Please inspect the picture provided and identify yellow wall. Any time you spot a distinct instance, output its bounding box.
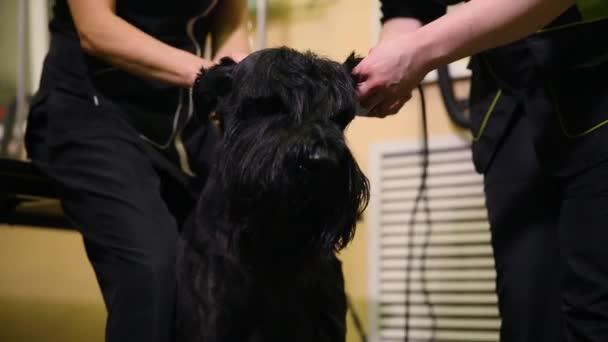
[0,0,469,341]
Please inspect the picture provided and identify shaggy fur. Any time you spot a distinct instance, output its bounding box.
[177,47,369,342]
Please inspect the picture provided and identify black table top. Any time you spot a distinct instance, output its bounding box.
[0,158,72,229]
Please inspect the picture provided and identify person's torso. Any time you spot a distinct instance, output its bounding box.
[43,0,219,116]
[50,0,218,51]
[468,6,608,176]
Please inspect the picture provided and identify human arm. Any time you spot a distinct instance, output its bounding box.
[353,0,445,116]
[354,0,575,117]
[68,0,215,88]
[365,1,446,110]
[380,18,424,41]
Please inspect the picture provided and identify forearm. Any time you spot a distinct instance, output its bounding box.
[415,0,575,71]
[83,15,208,87]
[380,18,423,41]
[69,0,210,88]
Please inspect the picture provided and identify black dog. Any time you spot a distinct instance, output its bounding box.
[177,47,369,342]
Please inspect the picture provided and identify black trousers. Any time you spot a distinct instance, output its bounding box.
[484,111,561,342]
[25,88,198,342]
[484,110,608,341]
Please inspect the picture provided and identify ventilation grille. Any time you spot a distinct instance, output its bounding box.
[368,137,499,342]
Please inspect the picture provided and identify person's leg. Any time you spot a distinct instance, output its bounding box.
[55,134,180,342]
[483,113,562,342]
[559,160,608,341]
[26,90,185,342]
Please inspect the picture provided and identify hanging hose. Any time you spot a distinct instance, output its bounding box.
[437,65,470,129]
[402,85,434,342]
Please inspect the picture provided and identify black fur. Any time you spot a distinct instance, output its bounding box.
[177,47,369,342]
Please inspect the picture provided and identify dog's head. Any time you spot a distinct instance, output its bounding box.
[193,47,369,254]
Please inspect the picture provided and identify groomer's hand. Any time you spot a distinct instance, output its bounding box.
[353,32,431,118]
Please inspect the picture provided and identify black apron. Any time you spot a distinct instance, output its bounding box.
[468,14,608,177]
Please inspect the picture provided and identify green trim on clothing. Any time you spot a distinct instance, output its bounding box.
[577,0,608,21]
[473,89,503,142]
[551,88,608,138]
[556,106,608,138]
[538,16,608,34]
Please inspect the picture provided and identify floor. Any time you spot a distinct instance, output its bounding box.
[0,225,106,342]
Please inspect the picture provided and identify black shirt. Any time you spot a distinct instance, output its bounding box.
[379,0,581,28]
[50,0,217,52]
[43,0,218,117]
[380,0,446,24]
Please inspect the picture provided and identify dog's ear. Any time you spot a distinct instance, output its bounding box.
[328,52,363,130]
[343,52,364,86]
[193,57,237,117]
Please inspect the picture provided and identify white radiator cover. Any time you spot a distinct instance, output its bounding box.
[368,136,499,342]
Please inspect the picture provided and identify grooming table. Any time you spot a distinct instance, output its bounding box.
[0,158,72,229]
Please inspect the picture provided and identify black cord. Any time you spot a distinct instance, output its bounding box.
[418,85,437,340]
[403,85,433,341]
[347,294,368,342]
[437,66,470,129]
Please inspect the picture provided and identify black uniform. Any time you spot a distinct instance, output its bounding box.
[381,1,608,341]
[25,1,219,341]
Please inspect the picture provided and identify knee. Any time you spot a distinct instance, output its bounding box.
[112,243,177,294]
[141,246,177,285]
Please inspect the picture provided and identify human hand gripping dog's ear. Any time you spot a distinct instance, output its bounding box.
[354,0,576,118]
[192,57,238,124]
[352,32,431,118]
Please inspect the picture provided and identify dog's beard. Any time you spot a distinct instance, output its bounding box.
[214,115,369,255]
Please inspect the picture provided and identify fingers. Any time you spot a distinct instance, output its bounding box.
[354,61,384,105]
[362,92,384,110]
[351,50,412,118]
[368,93,412,118]
[358,92,384,116]
[351,55,367,76]
[357,79,381,102]
[357,73,413,118]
